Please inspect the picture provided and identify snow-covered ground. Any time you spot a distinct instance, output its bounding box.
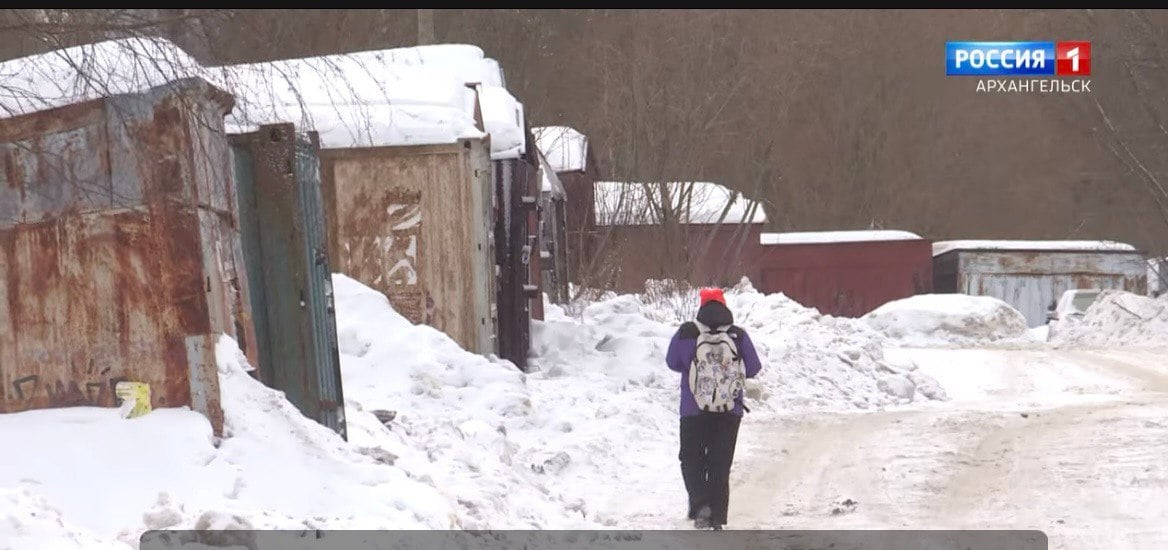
[1,276,1166,549]
[739,346,1168,550]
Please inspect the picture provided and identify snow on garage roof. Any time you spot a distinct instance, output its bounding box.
[932,240,1139,256]
[221,46,528,153]
[759,230,922,245]
[532,126,588,173]
[0,38,528,154]
[594,181,767,226]
[0,37,211,117]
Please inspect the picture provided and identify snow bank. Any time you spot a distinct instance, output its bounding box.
[532,126,588,173]
[524,277,948,525]
[594,181,767,226]
[932,239,1138,256]
[330,274,592,529]
[760,230,921,246]
[862,294,1034,348]
[0,272,949,542]
[1051,290,1168,349]
[724,285,948,408]
[554,278,946,412]
[0,274,602,547]
[0,489,124,550]
[0,333,458,548]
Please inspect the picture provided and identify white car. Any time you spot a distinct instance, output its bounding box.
[1046,288,1102,340]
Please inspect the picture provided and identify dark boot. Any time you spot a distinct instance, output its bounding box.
[693,505,712,529]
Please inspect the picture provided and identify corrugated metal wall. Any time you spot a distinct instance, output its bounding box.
[319,140,497,356]
[0,79,242,434]
[949,250,1148,327]
[230,124,346,439]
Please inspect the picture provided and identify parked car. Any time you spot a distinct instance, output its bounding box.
[1046,288,1102,339]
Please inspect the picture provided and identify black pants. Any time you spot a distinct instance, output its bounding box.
[679,412,742,526]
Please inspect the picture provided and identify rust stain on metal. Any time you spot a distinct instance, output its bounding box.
[0,80,241,435]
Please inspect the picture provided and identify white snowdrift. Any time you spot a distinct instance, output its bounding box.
[520,276,948,525]
[1051,290,1168,349]
[0,334,458,549]
[862,294,1034,348]
[330,274,587,530]
[554,279,948,412]
[724,284,949,407]
[0,273,951,542]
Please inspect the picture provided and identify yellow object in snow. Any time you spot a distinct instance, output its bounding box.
[115,382,152,418]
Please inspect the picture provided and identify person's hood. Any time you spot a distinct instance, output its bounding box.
[696,300,734,328]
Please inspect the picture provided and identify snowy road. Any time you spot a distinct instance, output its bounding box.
[728,348,1168,550]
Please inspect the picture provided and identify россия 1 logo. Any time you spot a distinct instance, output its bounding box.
[947,41,1091,93]
[946,41,1091,76]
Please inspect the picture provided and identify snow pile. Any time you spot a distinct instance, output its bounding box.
[532,126,588,173]
[861,294,1034,348]
[594,181,768,226]
[525,277,947,525]
[556,278,946,412]
[724,285,948,408]
[0,334,460,548]
[1051,290,1168,349]
[526,299,684,526]
[0,489,124,550]
[0,272,951,541]
[330,275,586,529]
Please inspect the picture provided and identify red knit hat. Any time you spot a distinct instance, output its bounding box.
[699,288,726,307]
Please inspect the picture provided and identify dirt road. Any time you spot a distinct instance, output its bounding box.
[730,349,1168,550]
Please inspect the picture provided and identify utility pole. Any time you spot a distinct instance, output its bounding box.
[417,9,435,45]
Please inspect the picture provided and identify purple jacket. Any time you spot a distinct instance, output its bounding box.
[666,302,763,417]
